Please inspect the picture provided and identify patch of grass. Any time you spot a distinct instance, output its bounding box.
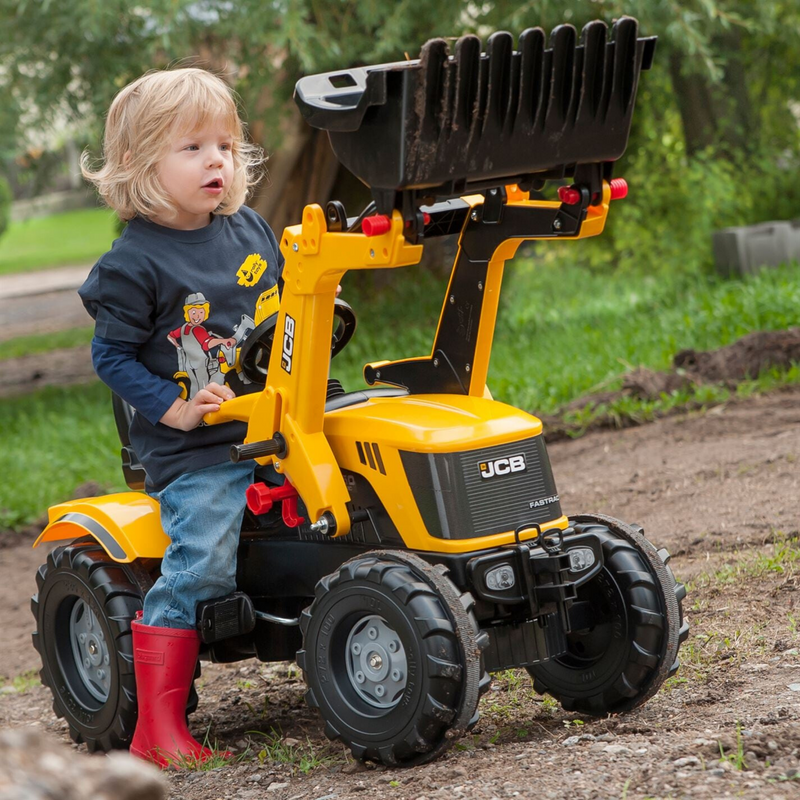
[0,382,125,529]
[166,731,243,771]
[0,326,94,360]
[247,729,344,774]
[718,721,748,771]
[0,208,117,274]
[691,533,800,590]
[481,669,534,719]
[0,669,41,695]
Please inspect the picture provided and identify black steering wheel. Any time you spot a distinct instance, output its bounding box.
[240,298,357,384]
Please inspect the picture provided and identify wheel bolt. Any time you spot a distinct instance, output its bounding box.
[79,634,86,644]
[97,670,106,681]
[88,641,97,655]
[367,627,378,640]
[355,671,365,684]
[391,669,403,682]
[369,654,382,670]
[351,643,362,655]
[84,658,90,668]
[375,685,385,697]
[103,655,109,665]
[388,640,398,653]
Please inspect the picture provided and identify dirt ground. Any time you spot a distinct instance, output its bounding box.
[2,385,800,799]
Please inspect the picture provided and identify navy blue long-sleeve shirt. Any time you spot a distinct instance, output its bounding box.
[79,206,283,491]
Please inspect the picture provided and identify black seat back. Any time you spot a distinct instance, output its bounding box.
[111,393,148,491]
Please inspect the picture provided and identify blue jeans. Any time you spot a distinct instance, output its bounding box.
[143,460,256,629]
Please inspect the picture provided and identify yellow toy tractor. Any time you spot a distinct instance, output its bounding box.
[31,18,687,767]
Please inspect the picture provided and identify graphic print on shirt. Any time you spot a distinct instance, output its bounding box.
[168,292,237,400]
[170,257,282,401]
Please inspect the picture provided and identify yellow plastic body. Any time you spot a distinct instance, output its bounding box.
[34,493,168,562]
[323,394,568,553]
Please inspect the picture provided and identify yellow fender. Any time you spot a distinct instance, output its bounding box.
[33,493,169,563]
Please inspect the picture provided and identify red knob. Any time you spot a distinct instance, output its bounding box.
[609,178,628,200]
[557,186,581,205]
[362,214,392,236]
[246,483,274,515]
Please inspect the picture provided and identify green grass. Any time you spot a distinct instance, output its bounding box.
[1,257,800,529]
[337,257,800,414]
[0,669,41,694]
[1,326,94,360]
[0,208,117,274]
[0,382,126,529]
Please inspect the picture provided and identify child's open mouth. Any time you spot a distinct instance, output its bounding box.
[202,178,224,195]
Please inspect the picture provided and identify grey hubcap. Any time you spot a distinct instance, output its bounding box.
[69,600,111,702]
[345,615,407,709]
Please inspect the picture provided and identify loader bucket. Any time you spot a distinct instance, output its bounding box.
[294,16,656,213]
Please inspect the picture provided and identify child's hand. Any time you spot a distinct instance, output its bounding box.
[160,383,235,430]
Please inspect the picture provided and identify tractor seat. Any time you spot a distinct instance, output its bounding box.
[111,393,148,491]
[111,386,410,491]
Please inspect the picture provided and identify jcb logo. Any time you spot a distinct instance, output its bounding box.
[479,454,526,479]
[281,314,296,374]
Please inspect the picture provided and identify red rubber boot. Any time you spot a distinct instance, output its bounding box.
[129,616,220,768]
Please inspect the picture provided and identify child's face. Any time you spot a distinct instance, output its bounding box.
[152,121,235,230]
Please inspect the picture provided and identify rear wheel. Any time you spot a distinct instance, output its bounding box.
[298,551,489,766]
[32,543,145,751]
[32,542,200,751]
[527,515,688,716]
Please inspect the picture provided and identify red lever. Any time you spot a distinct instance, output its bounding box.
[609,178,628,200]
[362,214,392,236]
[557,186,581,206]
[245,480,305,527]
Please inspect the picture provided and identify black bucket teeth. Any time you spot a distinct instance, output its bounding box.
[294,17,656,208]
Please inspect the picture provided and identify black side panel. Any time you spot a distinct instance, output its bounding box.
[401,435,561,539]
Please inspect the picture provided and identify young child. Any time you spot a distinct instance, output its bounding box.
[79,67,283,767]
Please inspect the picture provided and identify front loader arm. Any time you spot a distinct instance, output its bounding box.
[241,206,423,537]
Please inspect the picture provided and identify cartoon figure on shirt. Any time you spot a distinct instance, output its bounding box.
[168,292,236,400]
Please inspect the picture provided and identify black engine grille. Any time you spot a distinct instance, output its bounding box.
[400,435,561,539]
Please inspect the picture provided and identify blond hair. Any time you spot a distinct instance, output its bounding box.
[82,68,263,221]
[183,301,210,322]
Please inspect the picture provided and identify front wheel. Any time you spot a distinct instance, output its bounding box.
[527,514,688,716]
[297,551,489,766]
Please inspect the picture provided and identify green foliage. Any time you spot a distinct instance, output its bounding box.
[0,383,125,529]
[2,1,798,282]
[0,208,117,274]
[0,176,11,240]
[1,327,94,359]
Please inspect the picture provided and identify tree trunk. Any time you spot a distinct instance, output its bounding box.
[668,51,719,155]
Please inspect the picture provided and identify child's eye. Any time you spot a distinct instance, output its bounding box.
[220,143,231,151]
[184,145,199,151]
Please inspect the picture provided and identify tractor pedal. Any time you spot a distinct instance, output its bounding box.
[197,592,256,644]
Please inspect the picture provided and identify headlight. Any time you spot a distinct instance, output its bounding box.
[485,563,516,591]
[567,547,595,572]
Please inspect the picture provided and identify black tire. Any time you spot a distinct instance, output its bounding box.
[297,551,489,766]
[31,542,201,750]
[527,514,688,716]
